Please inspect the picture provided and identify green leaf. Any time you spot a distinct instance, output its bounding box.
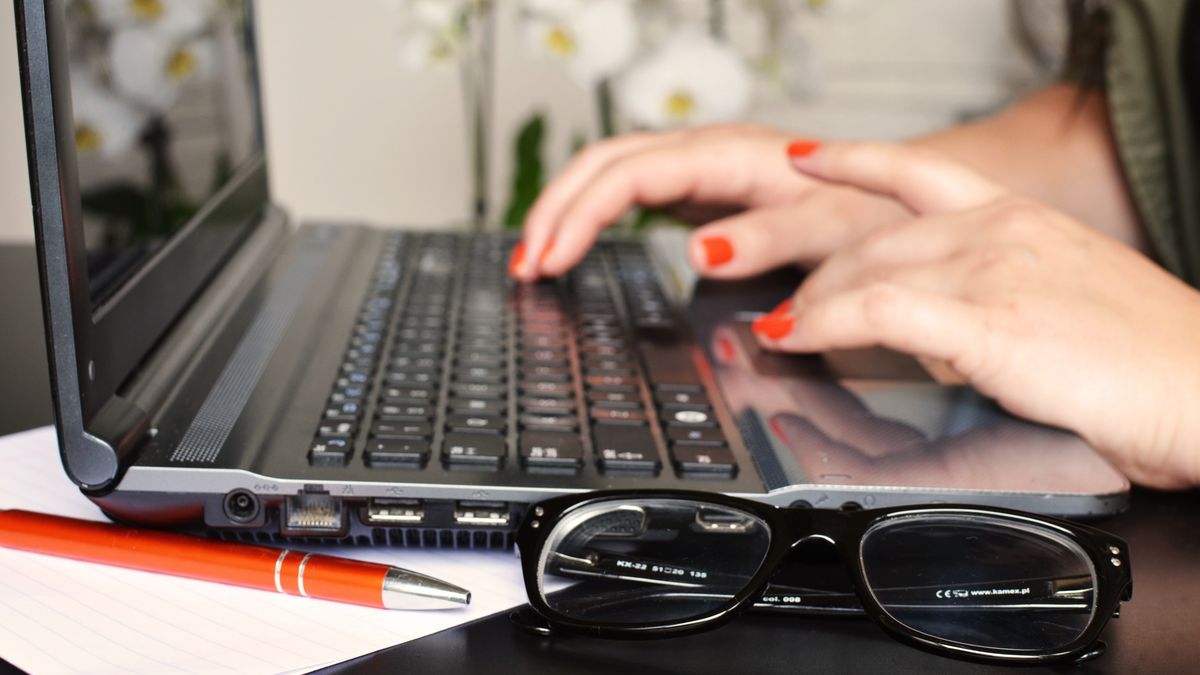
[502,113,546,230]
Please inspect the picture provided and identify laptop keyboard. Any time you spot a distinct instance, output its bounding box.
[309,233,737,480]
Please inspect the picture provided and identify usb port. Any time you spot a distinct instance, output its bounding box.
[454,501,510,527]
[285,493,343,532]
[366,499,425,525]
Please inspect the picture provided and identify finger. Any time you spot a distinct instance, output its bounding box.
[538,135,801,277]
[686,187,911,277]
[754,283,988,374]
[789,140,1006,215]
[796,213,966,303]
[515,132,675,280]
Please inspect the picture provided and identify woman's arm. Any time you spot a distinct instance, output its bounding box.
[914,84,1148,251]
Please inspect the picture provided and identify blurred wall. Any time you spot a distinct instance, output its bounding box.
[0,0,1050,242]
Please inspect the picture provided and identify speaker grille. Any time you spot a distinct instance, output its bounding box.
[171,246,326,464]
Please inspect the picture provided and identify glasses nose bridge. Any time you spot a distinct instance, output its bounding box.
[779,509,847,551]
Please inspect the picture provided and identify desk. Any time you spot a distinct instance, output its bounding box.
[2,244,1198,674]
[328,487,1200,674]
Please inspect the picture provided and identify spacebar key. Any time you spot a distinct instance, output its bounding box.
[594,424,661,473]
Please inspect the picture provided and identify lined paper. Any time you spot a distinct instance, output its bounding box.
[0,426,531,675]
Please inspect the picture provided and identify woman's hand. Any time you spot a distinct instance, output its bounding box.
[753,141,1200,488]
[510,124,909,281]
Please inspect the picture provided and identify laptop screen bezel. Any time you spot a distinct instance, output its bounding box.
[20,0,270,425]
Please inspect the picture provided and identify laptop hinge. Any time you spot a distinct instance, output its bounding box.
[72,395,150,494]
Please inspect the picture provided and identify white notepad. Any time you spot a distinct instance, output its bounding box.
[0,426,532,675]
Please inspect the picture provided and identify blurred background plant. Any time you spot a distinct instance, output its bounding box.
[384,0,873,231]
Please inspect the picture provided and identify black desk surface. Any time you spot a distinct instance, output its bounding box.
[2,244,1198,674]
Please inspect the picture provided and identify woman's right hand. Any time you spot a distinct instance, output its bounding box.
[509,123,911,282]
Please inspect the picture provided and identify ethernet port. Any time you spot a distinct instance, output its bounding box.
[284,493,344,534]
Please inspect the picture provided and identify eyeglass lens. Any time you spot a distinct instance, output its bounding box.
[536,498,772,624]
[860,514,1098,652]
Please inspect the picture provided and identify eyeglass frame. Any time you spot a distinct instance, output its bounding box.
[513,489,1133,667]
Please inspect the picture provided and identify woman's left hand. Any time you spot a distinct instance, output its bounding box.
[754,141,1200,488]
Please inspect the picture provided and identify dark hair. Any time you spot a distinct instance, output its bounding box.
[1063,0,1110,89]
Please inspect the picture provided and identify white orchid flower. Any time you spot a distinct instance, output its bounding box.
[406,0,468,29]
[397,28,465,71]
[388,0,471,71]
[522,0,638,85]
[110,27,214,112]
[90,0,216,39]
[69,67,146,159]
[617,28,752,129]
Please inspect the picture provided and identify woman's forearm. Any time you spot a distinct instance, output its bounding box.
[913,84,1148,250]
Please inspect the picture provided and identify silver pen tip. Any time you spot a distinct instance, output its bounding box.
[382,567,471,610]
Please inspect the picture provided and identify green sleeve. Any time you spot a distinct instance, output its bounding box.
[1105,0,1200,284]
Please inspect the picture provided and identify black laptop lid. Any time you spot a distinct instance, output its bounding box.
[16,0,267,487]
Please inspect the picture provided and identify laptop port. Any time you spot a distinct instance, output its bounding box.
[285,493,343,533]
[222,489,261,524]
[453,501,510,527]
[365,499,425,525]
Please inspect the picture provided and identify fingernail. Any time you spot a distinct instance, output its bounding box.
[700,236,734,267]
[537,238,555,265]
[787,139,821,158]
[752,300,795,340]
[508,242,526,277]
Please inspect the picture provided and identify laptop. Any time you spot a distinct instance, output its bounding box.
[14,0,1129,548]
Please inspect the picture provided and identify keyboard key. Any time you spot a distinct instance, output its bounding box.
[453,366,507,384]
[579,343,627,357]
[518,396,576,414]
[364,439,430,467]
[451,382,507,399]
[520,413,579,432]
[671,445,737,477]
[377,403,433,420]
[664,408,714,427]
[382,387,436,403]
[656,389,710,407]
[519,432,583,470]
[519,365,571,382]
[594,425,661,473]
[666,426,726,446]
[329,401,363,417]
[456,352,506,368]
[586,390,640,406]
[449,397,507,415]
[385,370,438,386]
[443,433,507,469]
[584,374,637,389]
[446,414,506,434]
[310,438,351,466]
[316,421,356,438]
[519,381,573,398]
[390,354,439,369]
[372,421,433,439]
[590,407,646,425]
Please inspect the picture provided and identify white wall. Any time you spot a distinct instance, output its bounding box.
[0,0,1050,242]
[0,0,33,242]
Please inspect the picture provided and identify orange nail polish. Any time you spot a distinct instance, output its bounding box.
[752,300,795,340]
[508,242,526,277]
[753,314,795,340]
[787,139,821,158]
[700,237,734,267]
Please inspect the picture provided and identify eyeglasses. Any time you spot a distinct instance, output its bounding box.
[513,491,1131,666]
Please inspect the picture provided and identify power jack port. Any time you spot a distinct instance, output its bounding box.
[223,490,261,524]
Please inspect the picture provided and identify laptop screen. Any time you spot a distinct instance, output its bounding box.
[63,1,259,307]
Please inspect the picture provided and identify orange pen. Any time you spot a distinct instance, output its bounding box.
[0,510,470,610]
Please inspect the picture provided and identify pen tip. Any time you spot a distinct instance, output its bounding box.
[382,568,472,610]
